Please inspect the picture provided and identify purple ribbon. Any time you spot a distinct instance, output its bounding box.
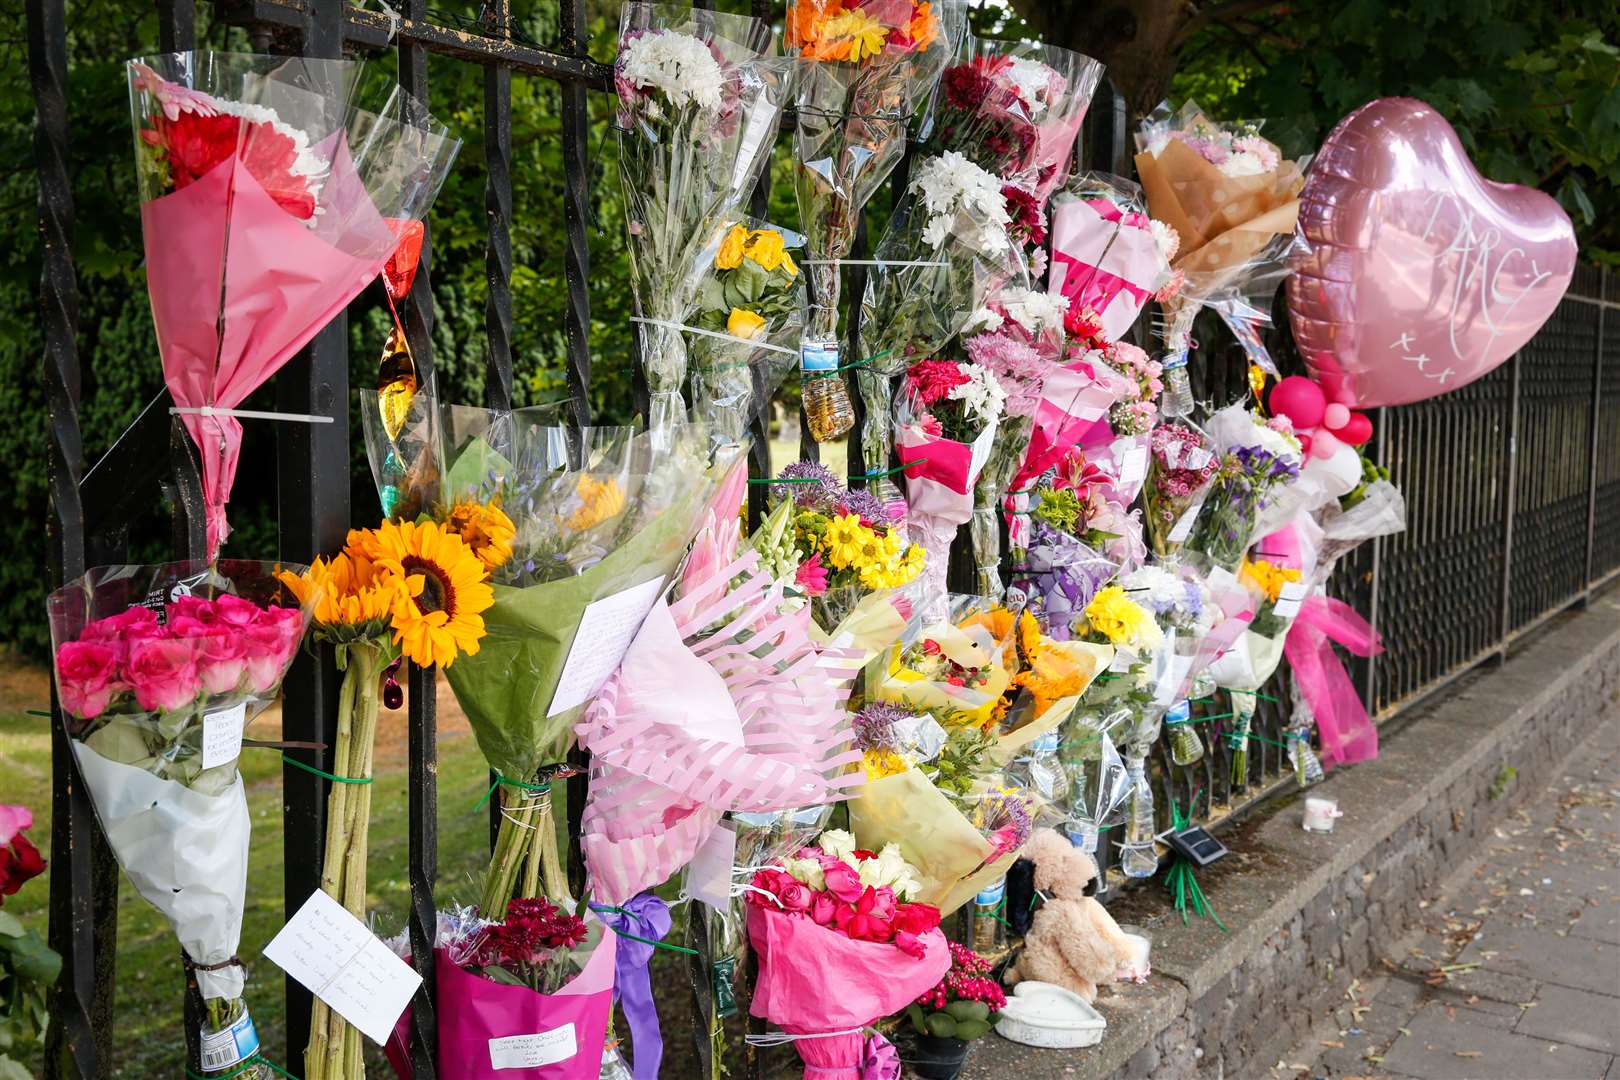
[591,894,671,1080]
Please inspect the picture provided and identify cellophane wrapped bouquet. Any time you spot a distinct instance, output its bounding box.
[746,829,949,1078]
[1133,102,1304,407]
[921,36,1103,203]
[688,219,805,453]
[128,52,457,558]
[1142,419,1219,557]
[438,405,734,910]
[1048,172,1181,347]
[614,3,790,438]
[1006,477,1127,636]
[854,153,1021,504]
[897,357,1004,621]
[1184,404,1304,571]
[47,563,311,1078]
[750,462,924,666]
[383,900,616,1080]
[787,0,961,439]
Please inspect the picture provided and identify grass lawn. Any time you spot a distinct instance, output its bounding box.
[0,671,499,1077]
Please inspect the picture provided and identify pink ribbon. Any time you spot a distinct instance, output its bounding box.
[1283,594,1382,767]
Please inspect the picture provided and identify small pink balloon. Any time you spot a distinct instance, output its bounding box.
[1289,98,1577,408]
[1269,376,1326,430]
[1322,403,1351,430]
[1339,412,1374,446]
[1297,432,1313,456]
[1310,429,1342,460]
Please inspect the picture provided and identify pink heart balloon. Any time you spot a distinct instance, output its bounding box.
[1288,98,1577,408]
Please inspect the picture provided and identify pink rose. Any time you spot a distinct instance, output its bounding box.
[55,640,120,719]
[777,878,813,914]
[165,615,210,639]
[865,885,897,922]
[242,611,299,694]
[819,858,864,904]
[260,606,306,663]
[80,605,158,642]
[167,595,217,624]
[894,931,925,958]
[809,891,842,927]
[193,626,247,695]
[126,636,199,712]
[212,594,262,629]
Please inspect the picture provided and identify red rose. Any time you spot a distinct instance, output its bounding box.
[835,886,896,943]
[892,902,942,936]
[0,834,46,898]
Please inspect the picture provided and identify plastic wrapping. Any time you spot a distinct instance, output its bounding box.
[687,218,805,454]
[360,386,442,521]
[788,0,963,387]
[1183,404,1304,571]
[919,35,1103,201]
[870,595,1016,727]
[1006,498,1120,640]
[439,405,735,904]
[1133,102,1305,390]
[129,52,459,558]
[614,4,790,438]
[1141,419,1218,557]
[47,561,311,1062]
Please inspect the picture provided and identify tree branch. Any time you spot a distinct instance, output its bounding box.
[1175,0,1292,48]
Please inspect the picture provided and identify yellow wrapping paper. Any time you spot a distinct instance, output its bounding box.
[872,621,1012,727]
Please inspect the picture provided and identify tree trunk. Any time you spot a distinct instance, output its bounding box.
[1010,0,1190,120]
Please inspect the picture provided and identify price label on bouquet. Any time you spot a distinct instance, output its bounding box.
[548,575,668,717]
[264,889,422,1045]
[1272,581,1310,620]
[199,1008,260,1073]
[201,702,247,769]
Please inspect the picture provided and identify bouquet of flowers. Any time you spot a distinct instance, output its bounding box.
[897,358,1004,619]
[1184,404,1304,570]
[853,154,1022,499]
[1142,420,1219,557]
[688,220,805,453]
[1006,480,1125,636]
[1048,173,1181,345]
[615,3,790,438]
[277,517,496,1078]
[746,830,949,1078]
[752,462,925,666]
[1134,102,1305,402]
[47,562,312,1078]
[903,941,1005,1043]
[129,52,458,558]
[383,901,616,1080]
[869,597,1017,728]
[437,406,735,910]
[788,0,961,440]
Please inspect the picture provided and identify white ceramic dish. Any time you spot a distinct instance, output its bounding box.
[994,981,1107,1049]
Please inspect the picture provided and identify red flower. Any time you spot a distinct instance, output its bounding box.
[892,902,942,937]
[907,360,970,406]
[942,64,993,111]
[1002,184,1046,246]
[142,110,316,219]
[835,886,895,943]
[819,858,864,904]
[0,834,47,900]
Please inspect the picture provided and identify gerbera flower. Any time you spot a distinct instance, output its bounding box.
[823,513,865,570]
[566,475,627,531]
[366,520,494,668]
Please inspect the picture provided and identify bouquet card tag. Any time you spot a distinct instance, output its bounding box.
[264,889,422,1045]
[1118,445,1149,486]
[489,1026,577,1070]
[687,820,738,910]
[201,702,247,770]
[1108,647,1137,673]
[1208,566,1240,594]
[1272,581,1309,620]
[1168,504,1199,543]
[548,576,667,717]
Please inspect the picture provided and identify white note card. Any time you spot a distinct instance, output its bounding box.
[1272,581,1310,620]
[1208,565,1240,595]
[687,820,739,910]
[489,1026,578,1070]
[1168,505,1199,543]
[201,702,247,769]
[1118,445,1149,486]
[263,889,422,1045]
[547,576,667,717]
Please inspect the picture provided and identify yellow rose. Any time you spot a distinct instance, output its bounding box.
[715,224,748,270]
[726,307,767,340]
[742,229,792,273]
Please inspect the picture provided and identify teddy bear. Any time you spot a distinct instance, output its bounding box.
[1004,828,1136,1002]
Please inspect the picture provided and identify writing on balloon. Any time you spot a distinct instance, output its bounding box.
[1419,190,1554,369]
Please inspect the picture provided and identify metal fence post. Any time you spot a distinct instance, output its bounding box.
[1586,269,1607,603]
[1497,354,1521,659]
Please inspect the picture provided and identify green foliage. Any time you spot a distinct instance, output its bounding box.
[0,908,61,1078]
[1172,0,1620,264]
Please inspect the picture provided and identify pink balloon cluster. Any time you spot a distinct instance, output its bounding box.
[1268,375,1372,460]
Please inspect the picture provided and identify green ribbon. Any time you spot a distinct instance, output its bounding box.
[590,906,701,956]
[277,753,372,786]
[972,897,1015,931]
[474,772,552,813]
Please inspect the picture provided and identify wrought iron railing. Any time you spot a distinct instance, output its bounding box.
[24,0,1617,1075]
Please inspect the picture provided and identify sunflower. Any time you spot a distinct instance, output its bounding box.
[278,552,404,636]
[444,500,516,571]
[566,476,627,532]
[366,519,494,668]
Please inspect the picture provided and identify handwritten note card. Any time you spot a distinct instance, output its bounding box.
[201,702,247,770]
[489,1027,578,1070]
[264,889,421,1045]
[548,576,667,717]
[1117,444,1149,486]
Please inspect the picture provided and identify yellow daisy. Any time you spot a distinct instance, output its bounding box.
[822,513,865,570]
[444,499,516,571]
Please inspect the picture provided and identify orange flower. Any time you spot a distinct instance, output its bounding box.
[787,0,841,49]
[908,2,939,51]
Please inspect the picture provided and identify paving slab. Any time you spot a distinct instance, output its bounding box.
[1456,923,1620,997]
[1512,983,1620,1055]
[1379,1005,1611,1079]
[1572,899,1620,944]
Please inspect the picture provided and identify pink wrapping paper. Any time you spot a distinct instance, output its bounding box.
[385,931,617,1080]
[748,906,950,1080]
[144,148,395,557]
[577,552,863,905]
[1011,359,1124,494]
[900,422,997,618]
[1050,198,1163,341]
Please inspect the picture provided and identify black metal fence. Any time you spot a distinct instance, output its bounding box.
[25,0,1618,1076]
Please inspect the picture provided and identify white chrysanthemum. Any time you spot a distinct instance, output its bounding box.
[1248,418,1303,464]
[1219,150,1268,177]
[619,29,725,112]
[963,305,1004,333]
[911,151,1012,256]
[816,828,858,862]
[948,363,1007,425]
[997,287,1070,337]
[1001,56,1058,119]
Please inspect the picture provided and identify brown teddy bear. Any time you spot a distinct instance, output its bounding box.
[1004,828,1136,1002]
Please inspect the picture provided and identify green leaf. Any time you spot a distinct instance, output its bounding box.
[906,1003,929,1034]
[953,1019,993,1040]
[946,1000,990,1023]
[924,1013,957,1038]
